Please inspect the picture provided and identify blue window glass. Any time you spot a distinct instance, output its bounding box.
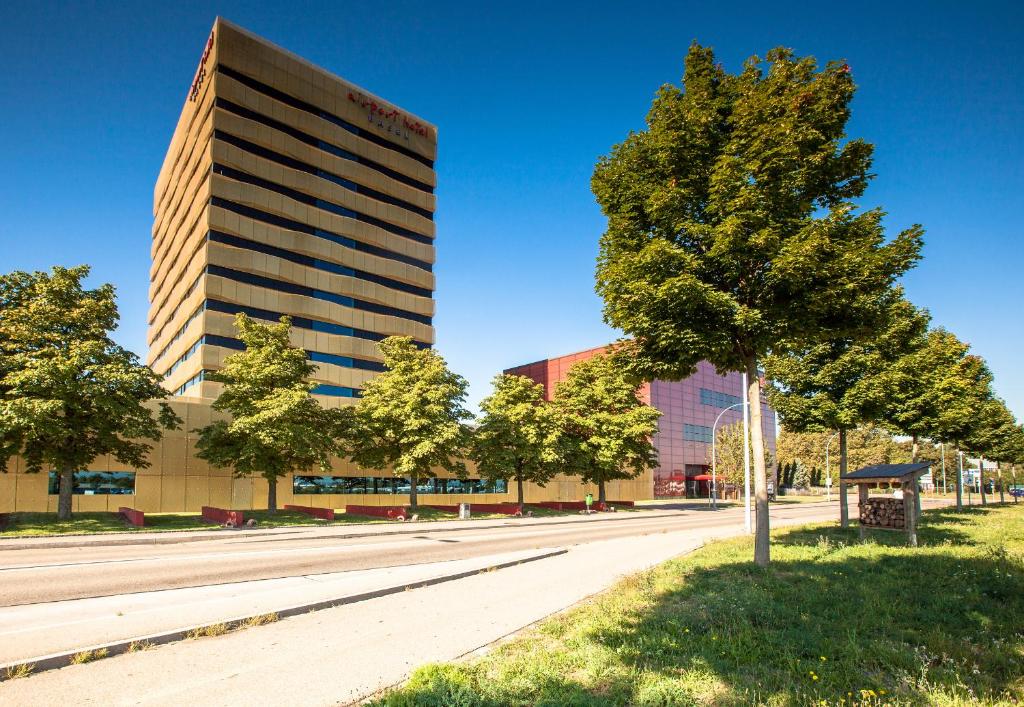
[683,424,714,444]
[700,388,743,409]
[48,471,136,495]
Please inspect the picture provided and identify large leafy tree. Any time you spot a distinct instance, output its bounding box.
[347,336,470,510]
[0,266,180,519]
[885,329,993,509]
[765,294,929,525]
[553,353,661,504]
[472,374,561,511]
[591,44,922,564]
[194,313,347,513]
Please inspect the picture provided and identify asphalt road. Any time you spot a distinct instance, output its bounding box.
[0,502,858,607]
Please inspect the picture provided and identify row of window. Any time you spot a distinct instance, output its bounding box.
[683,423,714,444]
[173,368,360,398]
[214,127,433,220]
[175,370,207,396]
[208,230,432,298]
[205,264,433,326]
[211,197,433,272]
[43,472,507,497]
[215,97,433,193]
[202,298,431,348]
[152,298,205,366]
[293,476,508,495]
[700,388,743,410]
[218,65,434,170]
[213,163,432,246]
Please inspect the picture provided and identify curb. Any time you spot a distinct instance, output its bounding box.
[0,547,568,678]
[0,510,671,552]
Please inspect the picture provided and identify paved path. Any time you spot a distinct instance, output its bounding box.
[0,501,875,706]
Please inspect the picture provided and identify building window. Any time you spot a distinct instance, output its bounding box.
[292,475,508,495]
[48,471,136,495]
[700,388,742,409]
[683,423,713,444]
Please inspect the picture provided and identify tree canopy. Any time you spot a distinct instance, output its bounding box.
[346,336,470,509]
[553,353,660,504]
[472,374,561,510]
[591,43,922,564]
[709,420,773,487]
[0,266,180,519]
[194,313,347,512]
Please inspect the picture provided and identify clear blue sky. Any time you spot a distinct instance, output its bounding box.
[2,1,1021,417]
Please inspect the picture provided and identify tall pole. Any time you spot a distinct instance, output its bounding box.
[742,371,752,534]
[711,402,744,511]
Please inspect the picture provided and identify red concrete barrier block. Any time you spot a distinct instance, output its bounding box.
[344,504,408,521]
[424,504,461,513]
[118,507,145,527]
[462,503,522,516]
[283,505,335,520]
[202,506,245,526]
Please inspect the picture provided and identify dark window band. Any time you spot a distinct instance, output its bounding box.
[292,475,508,495]
[215,98,433,194]
[214,129,433,220]
[205,264,432,326]
[210,197,433,272]
[208,230,432,298]
[217,64,434,169]
[213,163,432,245]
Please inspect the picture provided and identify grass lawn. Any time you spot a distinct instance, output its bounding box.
[373,504,1024,706]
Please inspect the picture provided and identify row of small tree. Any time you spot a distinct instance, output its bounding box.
[200,316,661,513]
[588,42,1021,565]
[0,265,661,519]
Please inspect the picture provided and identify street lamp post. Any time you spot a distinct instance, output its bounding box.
[825,431,839,502]
[710,402,745,511]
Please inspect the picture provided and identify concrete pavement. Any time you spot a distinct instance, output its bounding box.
[0,501,859,705]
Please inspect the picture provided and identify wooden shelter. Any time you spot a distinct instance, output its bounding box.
[839,462,931,547]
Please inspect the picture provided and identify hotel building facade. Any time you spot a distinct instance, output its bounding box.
[507,346,778,499]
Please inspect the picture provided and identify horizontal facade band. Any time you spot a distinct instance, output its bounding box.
[214,129,433,221]
[216,97,433,194]
[205,264,433,326]
[211,197,433,272]
[208,230,432,298]
[218,64,434,169]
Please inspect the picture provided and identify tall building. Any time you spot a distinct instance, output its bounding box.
[507,346,777,499]
[146,18,437,405]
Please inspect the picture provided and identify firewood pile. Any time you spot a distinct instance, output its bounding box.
[860,497,905,529]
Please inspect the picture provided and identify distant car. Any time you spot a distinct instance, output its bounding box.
[1010,487,1024,498]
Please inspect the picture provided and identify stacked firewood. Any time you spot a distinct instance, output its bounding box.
[860,497,905,529]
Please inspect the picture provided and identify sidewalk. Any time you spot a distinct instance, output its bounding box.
[0,547,563,668]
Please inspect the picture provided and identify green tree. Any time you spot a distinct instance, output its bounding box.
[347,336,470,510]
[885,329,993,509]
[765,295,929,524]
[194,314,346,513]
[791,460,811,490]
[708,420,773,488]
[591,44,921,564]
[553,353,661,504]
[965,397,1018,505]
[472,374,561,512]
[0,266,180,519]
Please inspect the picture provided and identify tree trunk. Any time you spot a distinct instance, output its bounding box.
[954,446,963,511]
[598,480,606,504]
[1011,465,1019,503]
[57,465,74,520]
[516,464,525,513]
[998,463,1005,503]
[745,355,770,567]
[410,472,419,510]
[980,456,987,505]
[839,428,849,528]
[267,475,277,513]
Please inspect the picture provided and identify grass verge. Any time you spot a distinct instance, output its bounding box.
[372,504,1024,706]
